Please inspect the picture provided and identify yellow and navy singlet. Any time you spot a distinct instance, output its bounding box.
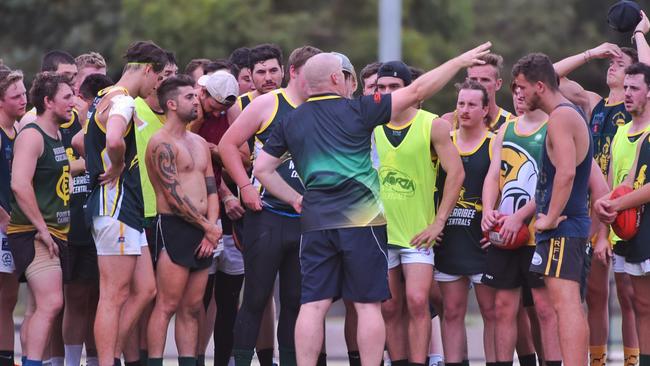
[84,86,144,231]
[0,125,17,213]
[237,91,255,111]
[590,98,631,176]
[8,123,70,240]
[436,130,493,275]
[60,111,92,246]
[251,89,303,216]
[628,133,650,263]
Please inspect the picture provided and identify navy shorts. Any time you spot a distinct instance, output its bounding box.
[300,225,390,304]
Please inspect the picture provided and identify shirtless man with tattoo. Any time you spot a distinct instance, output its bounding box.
[144,75,222,366]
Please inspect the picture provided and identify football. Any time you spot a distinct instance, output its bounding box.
[611,185,640,240]
[483,218,530,250]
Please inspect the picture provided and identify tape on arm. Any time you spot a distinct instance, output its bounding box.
[108,94,135,124]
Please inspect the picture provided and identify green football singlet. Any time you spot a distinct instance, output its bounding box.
[8,123,70,240]
[498,118,547,245]
[134,97,165,219]
[609,122,650,242]
[374,109,438,248]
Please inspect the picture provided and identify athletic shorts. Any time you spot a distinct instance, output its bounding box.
[481,246,544,289]
[613,253,627,273]
[216,234,244,275]
[92,216,147,255]
[434,271,483,284]
[300,225,390,304]
[625,259,650,276]
[0,231,15,273]
[530,237,589,284]
[62,245,99,284]
[388,246,434,269]
[155,214,212,272]
[7,231,67,280]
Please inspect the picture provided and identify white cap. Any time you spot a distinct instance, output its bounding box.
[197,71,239,104]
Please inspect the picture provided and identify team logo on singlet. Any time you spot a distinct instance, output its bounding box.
[597,136,612,175]
[447,187,481,227]
[379,167,415,197]
[636,165,647,190]
[613,111,627,127]
[499,141,539,215]
[56,165,71,206]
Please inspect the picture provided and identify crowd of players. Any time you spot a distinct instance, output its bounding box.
[4,8,650,366]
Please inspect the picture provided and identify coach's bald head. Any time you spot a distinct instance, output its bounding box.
[303,53,346,96]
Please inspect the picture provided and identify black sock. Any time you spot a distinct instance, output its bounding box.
[348,351,361,366]
[114,358,122,366]
[641,354,650,366]
[408,363,426,366]
[196,355,205,366]
[256,349,274,366]
[178,357,196,366]
[496,362,513,366]
[462,360,470,366]
[545,361,561,366]
[392,360,409,366]
[317,353,326,366]
[444,363,463,366]
[139,351,148,366]
[486,362,498,366]
[0,351,14,366]
[517,354,536,366]
[147,358,163,366]
[125,361,140,366]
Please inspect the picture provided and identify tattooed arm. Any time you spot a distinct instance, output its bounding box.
[146,137,220,244]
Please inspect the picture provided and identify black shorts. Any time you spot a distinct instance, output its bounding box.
[300,225,390,304]
[7,230,68,278]
[63,245,98,284]
[155,214,212,272]
[481,246,544,290]
[530,237,589,283]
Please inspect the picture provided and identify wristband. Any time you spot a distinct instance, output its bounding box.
[222,195,238,203]
[240,183,252,190]
[633,30,646,44]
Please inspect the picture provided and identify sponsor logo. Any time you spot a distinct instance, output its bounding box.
[379,167,415,196]
[532,252,543,266]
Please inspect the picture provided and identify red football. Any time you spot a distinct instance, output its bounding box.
[483,218,530,250]
[611,185,640,240]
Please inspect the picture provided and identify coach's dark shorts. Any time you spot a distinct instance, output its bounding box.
[300,225,390,304]
[63,244,99,284]
[482,246,544,290]
[155,214,212,272]
[530,237,592,300]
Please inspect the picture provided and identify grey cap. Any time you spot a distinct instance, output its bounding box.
[331,52,355,74]
[197,70,239,104]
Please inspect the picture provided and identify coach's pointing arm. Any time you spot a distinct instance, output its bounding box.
[390,42,492,117]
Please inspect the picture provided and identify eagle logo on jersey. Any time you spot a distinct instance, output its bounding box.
[499,141,539,215]
[56,165,71,206]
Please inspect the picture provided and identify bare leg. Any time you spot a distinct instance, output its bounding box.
[494,288,520,362]
[0,273,19,355]
[531,287,561,362]
[545,277,588,366]
[439,278,470,363]
[475,284,497,362]
[355,302,386,366]
[26,268,64,360]
[175,269,209,356]
[295,299,332,366]
[615,272,640,352]
[382,266,407,361]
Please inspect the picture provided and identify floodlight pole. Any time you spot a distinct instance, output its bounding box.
[379,0,402,61]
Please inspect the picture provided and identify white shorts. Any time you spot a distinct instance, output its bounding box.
[0,231,15,273]
[613,253,627,273]
[387,246,434,269]
[625,259,650,276]
[434,271,484,284]
[92,216,147,255]
[216,235,244,275]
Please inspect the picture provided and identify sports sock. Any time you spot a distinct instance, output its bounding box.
[114,358,122,366]
[278,348,297,366]
[196,355,205,366]
[546,361,562,366]
[640,354,650,366]
[23,360,43,366]
[64,345,83,366]
[427,354,443,366]
[517,353,537,366]
[256,349,273,366]
[496,362,513,366]
[86,357,99,366]
[626,347,640,366]
[139,351,148,366]
[391,360,409,366]
[348,351,361,366]
[125,360,140,366]
[21,356,26,366]
[232,349,254,366]
[443,363,463,366]
[317,353,326,366]
[147,358,162,366]
[408,363,426,366]
[178,357,196,366]
[0,351,14,366]
[49,357,63,366]
[590,345,607,366]
[486,362,498,366]
[462,360,469,366]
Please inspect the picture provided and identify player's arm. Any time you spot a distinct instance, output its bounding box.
[99,94,133,185]
[146,136,220,244]
[69,157,86,177]
[635,11,650,64]
[16,111,37,131]
[226,100,243,125]
[218,179,245,220]
[554,42,622,77]
[253,151,302,213]
[198,139,222,257]
[219,93,275,211]
[0,206,8,233]
[71,129,85,157]
[391,42,491,116]
[535,111,580,231]
[411,118,464,247]
[557,78,600,122]
[481,123,506,232]
[10,129,59,257]
[588,159,613,264]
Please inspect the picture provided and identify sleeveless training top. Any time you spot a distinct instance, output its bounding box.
[84,86,144,230]
[590,98,631,177]
[499,118,547,245]
[436,129,493,275]
[134,97,165,219]
[0,126,17,212]
[535,103,592,241]
[8,123,70,240]
[627,133,650,263]
[251,89,304,216]
[374,109,438,248]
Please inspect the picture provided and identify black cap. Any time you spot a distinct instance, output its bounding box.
[608,0,641,33]
[377,61,412,86]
